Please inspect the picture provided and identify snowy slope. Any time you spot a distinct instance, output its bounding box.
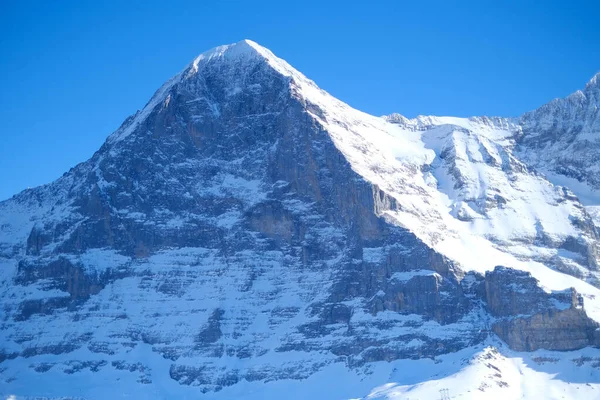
[362,341,600,400]
[4,341,600,400]
[1,40,600,399]
[379,115,600,291]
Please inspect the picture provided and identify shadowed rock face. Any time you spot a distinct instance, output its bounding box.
[0,41,599,394]
[492,307,600,352]
[485,266,569,318]
[486,266,600,351]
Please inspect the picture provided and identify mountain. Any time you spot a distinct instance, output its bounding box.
[519,73,600,203]
[1,40,600,399]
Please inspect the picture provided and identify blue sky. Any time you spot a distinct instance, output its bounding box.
[1,0,599,200]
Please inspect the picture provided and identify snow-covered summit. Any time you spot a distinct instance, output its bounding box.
[585,71,600,89]
[190,39,263,64]
[186,39,301,78]
[107,39,319,145]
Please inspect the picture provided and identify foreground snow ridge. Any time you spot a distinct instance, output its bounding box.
[1,40,600,399]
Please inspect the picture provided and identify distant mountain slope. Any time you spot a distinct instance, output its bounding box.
[519,73,600,202]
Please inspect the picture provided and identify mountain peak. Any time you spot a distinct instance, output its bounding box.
[107,40,299,144]
[190,39,267,68]
[585,71,600,90]
[188,39,307,83]
[187,39,301,79]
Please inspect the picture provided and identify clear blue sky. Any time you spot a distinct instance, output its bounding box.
[1,0,599,201]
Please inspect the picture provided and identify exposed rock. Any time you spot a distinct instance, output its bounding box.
[485,266,599,351]
[485,266,566,317]
[196,308,224,345]
[492,307,600,351]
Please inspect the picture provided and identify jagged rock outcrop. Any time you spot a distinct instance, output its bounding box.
[485,266,574,317]
[492,307,600,352]
[485,266,600,351]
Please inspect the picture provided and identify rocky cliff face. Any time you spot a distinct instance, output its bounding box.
[485,266,599,351]
[1,40,600,399]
